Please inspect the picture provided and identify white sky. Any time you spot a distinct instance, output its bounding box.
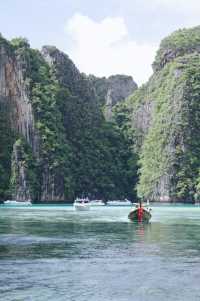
[0,0,200,85]
[66,14,156,85]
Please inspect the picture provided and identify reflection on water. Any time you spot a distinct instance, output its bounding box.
[0,205,200,300]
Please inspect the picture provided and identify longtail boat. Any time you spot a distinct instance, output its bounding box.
[128,201,152,222]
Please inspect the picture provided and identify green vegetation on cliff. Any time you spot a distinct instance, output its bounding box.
[153,26,200,71]
[43,46,137,200]
[0,103,15,199]
[0,35,16,199]
[0,36,137,202]
[115,26,200,202]
[3,25,200,203]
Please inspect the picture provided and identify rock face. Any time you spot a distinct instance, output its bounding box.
[0,40,35,148]
[40,47,137,201]
[42,46,101,126]
[3,26,200,203]
[0,36,137,202]
[11,140,31,202]
[0,37,37,201]
[115,26,200,202]
[89,75,137,120]
[40,47,100,201]
[42,46,95,99]
[153,26,200,71]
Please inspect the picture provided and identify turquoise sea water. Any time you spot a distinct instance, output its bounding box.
[1,204,200,301]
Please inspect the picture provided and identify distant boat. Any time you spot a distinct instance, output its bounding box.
[73,198,90,211]
[90,200,105,206]
[128,201,152,222]
[107,199,132,206]
[4,200,32,205]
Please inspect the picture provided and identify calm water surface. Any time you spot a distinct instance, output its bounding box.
[0,204,200,301]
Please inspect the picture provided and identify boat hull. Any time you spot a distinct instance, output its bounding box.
[74,204,90,211]
[128,208,151,222]
[4,201,31,205]
[106,201,131,206]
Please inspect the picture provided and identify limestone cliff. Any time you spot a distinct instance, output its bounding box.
[0,38,70,201]
[11,140,31,202]
[0,36,137,202]
[41,46,137,201]
[115,26,200,202]
[0,37,37,200]
[89,74,137,120]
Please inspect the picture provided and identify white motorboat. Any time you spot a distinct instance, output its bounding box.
[90,200,105,206]
[106,199,132,206]
[74,198,90,211]
[4,200,32,205]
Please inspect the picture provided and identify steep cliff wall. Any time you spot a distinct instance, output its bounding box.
[115,26,200,202]
[0,37,37,200]
[41,46,137,201]
[0,36,138,202]
[3,26,200,203]
[42,46,102,130]
[0,38,37,147]
[153,26,200,71]
[0,37,71,202]
[89,74,137,120]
